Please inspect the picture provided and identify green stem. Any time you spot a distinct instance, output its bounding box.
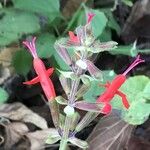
[59,115,72,150]
[138,49,150,54]
[59,139,68,150]
[59,47,87,149]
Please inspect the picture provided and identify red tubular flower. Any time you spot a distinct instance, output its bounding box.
[23,37,56,101]
[68,12,95,44]
[68,31,80,44]
[97,55,145,114]
[87,12,95,23]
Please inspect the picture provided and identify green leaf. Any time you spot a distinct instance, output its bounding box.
[57,69,77,79]
[52,52,70,70]
[36,33,56,58]
[106,10,121,35]
[68,137,88,149]
[0,9,40,46]
[90,9,108,38]
[45,128,61,144]
[46,135,60,144]
[123,101,150,125]
[122,0,133,7]
[12,0,60,23]
[12,50,32,76]
[111,76,150,125]
[142,81,150,100]
[99,28,112,42]
[55,96,67,105]
[110,45,138,57]
[45,136,61,144]
[0,88,8,104]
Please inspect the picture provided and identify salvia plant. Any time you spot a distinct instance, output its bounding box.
[22,13,145,150]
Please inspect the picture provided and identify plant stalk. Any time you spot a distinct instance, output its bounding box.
[59,68,82,150]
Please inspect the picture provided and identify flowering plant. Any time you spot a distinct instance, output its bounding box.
[22,13,149,150]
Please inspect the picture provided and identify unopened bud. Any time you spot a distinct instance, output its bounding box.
[64,105,75,116]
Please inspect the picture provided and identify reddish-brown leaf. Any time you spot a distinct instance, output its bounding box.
[87,113,134,150]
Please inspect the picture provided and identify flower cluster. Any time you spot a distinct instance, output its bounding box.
[54,13,119,114]
[22,12,145,150]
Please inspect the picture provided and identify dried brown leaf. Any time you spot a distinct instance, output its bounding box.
[0,102,48,129]
[87,113,134,150]
[26,128,59,150]
[0,122,29,149]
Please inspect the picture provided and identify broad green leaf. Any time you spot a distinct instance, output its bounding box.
[99,28,112,42]
[36,33,56,58]
[12,50,32,76]
[111,76,150,125]
[77,9,86,26]
[12,0,60,23]
[106,10,121,35]
[142,81,150,100]
[123,101,150,125]
[83,70,116,102]
[0,88,8,104]
[90,9,108,38]
[0,9,40,46]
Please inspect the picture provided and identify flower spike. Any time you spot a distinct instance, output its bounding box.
[123,55,145,76]
[22,37,38,58]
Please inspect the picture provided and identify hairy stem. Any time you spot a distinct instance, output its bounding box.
[59,68,82,150]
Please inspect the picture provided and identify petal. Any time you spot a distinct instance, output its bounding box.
[23,76,40,85]
[46,68,54,76]
[116,90,130,109]
[23,68,54,85]
[68,31,79,43]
